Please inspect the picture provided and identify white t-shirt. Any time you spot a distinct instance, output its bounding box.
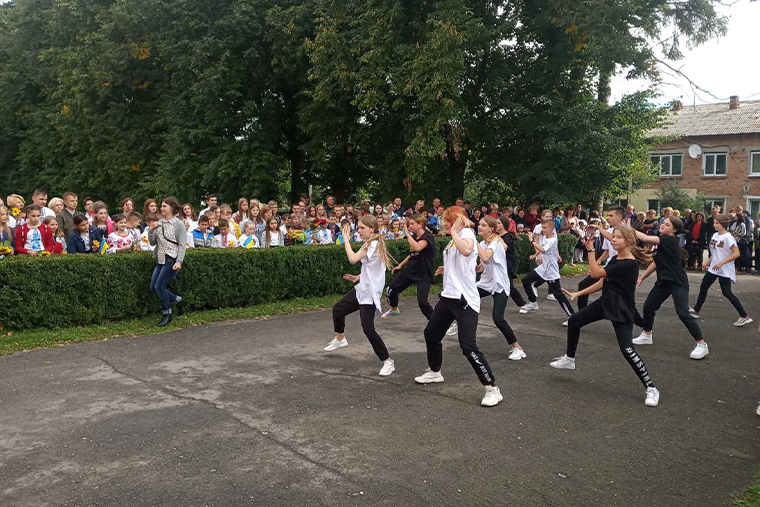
[267,231,281,247]
[602,226,618,259]
[441,227,480,313]
[708,232,738,282]
[535,235,560,281]
[532,224,543,237]
[477,238,510,295]
[8,215,17,229]
[355,240,386,311]
[41,206,56,220]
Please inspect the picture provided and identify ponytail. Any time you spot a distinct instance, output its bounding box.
[358,215,396,268]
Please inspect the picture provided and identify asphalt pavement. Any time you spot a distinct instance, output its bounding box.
[1,272,759,507]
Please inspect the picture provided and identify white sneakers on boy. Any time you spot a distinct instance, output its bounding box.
[481,386,503,407]
[547,293,556,301]
[379,358,395,376]
[689,343,709,360]
[550,355,576,370]
[414,369,445,384]
[324,337,348,351]
[509,348,527,361]
[645,387,660,407]
[446,322,458,336]
[633,331,653,345]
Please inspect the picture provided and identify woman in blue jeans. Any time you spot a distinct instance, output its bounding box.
[148,197,188,327]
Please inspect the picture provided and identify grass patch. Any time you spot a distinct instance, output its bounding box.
[0,264,589,356]
[734,474,760,507]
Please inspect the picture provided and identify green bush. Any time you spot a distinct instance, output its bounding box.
[0,234,577,330]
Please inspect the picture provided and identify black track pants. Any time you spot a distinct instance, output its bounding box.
[566,300,654,389]
[640,281,703,341]
[386,269,434,320]
[694,271,748,317]
[522,270,575,317]
[423,296,495,386]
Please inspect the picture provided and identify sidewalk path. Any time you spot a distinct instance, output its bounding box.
[1,273,759,506]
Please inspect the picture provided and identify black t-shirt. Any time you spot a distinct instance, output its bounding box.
[501,233,517,279]
[406,231,436,282]
[601,258,639,323]
[653,235,688,288]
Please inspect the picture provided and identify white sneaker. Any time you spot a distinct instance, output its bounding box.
[519,301,538,314]
[414,369,444,384]
[508,348,527,361]
[733,316,753,327]
[481,386,503,407]
[562,320,568,327]
[379,358,395,376]
[633,331,653,345]
[645,387,660,407]
[756,403,760,417]
[690,312,699,319]
[690,343,709,360]
[531,284,538,298]
[688,306,696,314]
[550,355,575,370]
[324,337,348,351]
[446,322,458,336]
[381,309,400,319]
[547,293,556,301]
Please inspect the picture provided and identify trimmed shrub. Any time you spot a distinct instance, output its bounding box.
[0,234,577,330]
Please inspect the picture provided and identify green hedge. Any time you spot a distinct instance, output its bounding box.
[0,234,577,330]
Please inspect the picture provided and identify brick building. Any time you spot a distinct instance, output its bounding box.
[625,97,760,216]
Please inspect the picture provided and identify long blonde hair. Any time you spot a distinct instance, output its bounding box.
[614,225,652,266]
[0,205,11,239]
[359,215,396,268]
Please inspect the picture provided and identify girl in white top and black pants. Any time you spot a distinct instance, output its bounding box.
[476,216,525,361]
[692,214,753,327]
[324,215,396,377]
[414,207,502,407]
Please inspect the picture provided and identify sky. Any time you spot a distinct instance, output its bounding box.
[610,1,760,106]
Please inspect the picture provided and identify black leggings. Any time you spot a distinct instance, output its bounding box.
[477,287,518,345]
[386,269,434,320]
[507,263,527,307]
[522,270,575,317]
[567,300,654,389]
[424,296,495,386]
[332,289,389,361]
[639,281,703,341]
[693,271,748,317]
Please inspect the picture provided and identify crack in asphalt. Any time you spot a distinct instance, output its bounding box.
[70,348,357,486]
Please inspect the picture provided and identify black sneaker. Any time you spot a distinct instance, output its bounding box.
[157,314,173,327]
[176,299,187,317]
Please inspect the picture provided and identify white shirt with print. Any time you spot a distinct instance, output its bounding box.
[708,232,738,282]
[602,226,618,259]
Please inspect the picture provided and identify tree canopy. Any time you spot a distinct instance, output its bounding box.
[0,0,728,207]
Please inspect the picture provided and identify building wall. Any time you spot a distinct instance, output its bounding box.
[627,133,760,215]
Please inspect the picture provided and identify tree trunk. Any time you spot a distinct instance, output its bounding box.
[597,63,614,105]
[288,143,304,205]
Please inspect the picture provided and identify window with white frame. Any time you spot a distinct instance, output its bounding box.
[703,152,727,176]
[750,151,760,176]
[647,199,660,212]
[706,199,725,212]
[650,154,682,177]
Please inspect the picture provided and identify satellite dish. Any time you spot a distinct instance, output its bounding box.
[688,144,702,159]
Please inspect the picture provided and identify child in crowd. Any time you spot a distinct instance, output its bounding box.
[219,204,242,238]
[90,201,114,237]
[15,205,53,255]
[68,214,103,254]
[43,216,66,253]
[315,218,332,244]
[106,214,139,254]
[279,214,290,237]
[212,219,238,248]
[83,197,95,220]
[386,218,405,240]
[262,216,284,248]
[299,217,315,245]
[238,221,260,249]
[139,213,158,252]
[192,215,214,248]
[574,220,588,263]
[127,212,143,242]
[181,203,198,232]
[0,205,14,257]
